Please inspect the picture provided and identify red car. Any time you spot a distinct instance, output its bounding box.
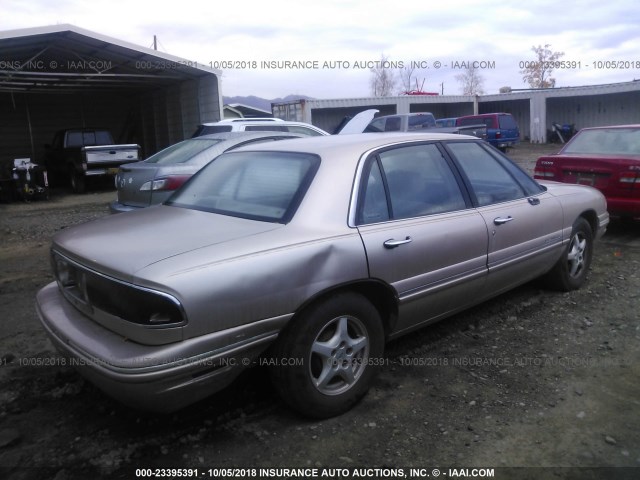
[534,125,640,219]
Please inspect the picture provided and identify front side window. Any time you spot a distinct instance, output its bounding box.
[446,142,527,206]
[167,151,320,223]
[358,144,467,224]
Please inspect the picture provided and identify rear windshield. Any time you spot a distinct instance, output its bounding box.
[498,115,518,129]
[562,128,640,155]
[66,130,113,147]
[244,125,289,132]
[166,151,320,223]
[144,138,221,165]
[457,117,493,128]
[408,114,436,129]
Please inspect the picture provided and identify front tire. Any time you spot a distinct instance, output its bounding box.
[270,292,384,418]
[544,217,593,291]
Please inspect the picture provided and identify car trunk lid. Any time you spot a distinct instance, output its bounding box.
[115,163,158,207]
[116,163,195,208]
[536,154,640,196]
[52,205,283,279]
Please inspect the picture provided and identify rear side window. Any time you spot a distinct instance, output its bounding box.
[365,118,386,132]
[385,117,402,131]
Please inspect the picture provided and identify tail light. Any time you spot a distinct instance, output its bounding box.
[534,170,555,178]
[495,131,502,139]
[140,175,192,192]
[619,172,639,184]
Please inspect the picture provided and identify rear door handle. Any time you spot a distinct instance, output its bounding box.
[383,236,412,248]
[493,216,514,225]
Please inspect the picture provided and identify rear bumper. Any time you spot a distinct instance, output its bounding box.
[36,282,288,412]
[606,197,640,218]
[492,139,519,149]
[109,201,141,214]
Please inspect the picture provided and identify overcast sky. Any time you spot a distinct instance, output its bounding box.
[3,0,640,99]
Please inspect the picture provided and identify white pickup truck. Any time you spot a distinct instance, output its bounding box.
[44,129,140,193]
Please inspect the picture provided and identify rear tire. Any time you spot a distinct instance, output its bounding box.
[543,217,593,291]
[69,168,86,193]
[270,292,384,418]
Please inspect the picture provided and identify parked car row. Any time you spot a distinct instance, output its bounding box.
[37,131,609,418]
[361,112,520,152]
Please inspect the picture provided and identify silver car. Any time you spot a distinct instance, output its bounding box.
[110,131,302,213]
[36,133,609,418]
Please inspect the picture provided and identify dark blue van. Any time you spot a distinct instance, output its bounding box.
[456,113,520,151]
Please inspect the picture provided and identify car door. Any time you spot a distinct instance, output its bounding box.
[355,142,489,336]
[445,141,564,298]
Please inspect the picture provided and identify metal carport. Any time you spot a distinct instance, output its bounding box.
[0,24,222,169]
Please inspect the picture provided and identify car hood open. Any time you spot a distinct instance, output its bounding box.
[52,205,282,279]
[337,109,379,134]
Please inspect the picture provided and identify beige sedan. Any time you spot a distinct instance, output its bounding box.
[36,133,609,418]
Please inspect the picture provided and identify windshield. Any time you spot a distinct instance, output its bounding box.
[562,128,640,155]
[144,138,222,165]
[166,151,320,223]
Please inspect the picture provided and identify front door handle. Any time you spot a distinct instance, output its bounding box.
[383,236,412,248]
[493,216,514,225]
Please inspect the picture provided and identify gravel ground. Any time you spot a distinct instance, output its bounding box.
[0,143,639,480]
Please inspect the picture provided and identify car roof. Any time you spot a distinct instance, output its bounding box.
[374,112,434,118]
[213,117,284,124]
[231,132,476,157]
[197,119,325,128]
[578,124,640,131]
[458,113,512,118]
[198,118,288,126]
[190,131,304,141]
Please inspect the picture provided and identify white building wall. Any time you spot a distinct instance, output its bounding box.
[279,81,640,142]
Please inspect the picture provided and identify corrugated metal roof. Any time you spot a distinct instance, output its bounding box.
[0,24,221,93]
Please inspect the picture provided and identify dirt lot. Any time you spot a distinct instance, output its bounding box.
[0,143,639,480]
